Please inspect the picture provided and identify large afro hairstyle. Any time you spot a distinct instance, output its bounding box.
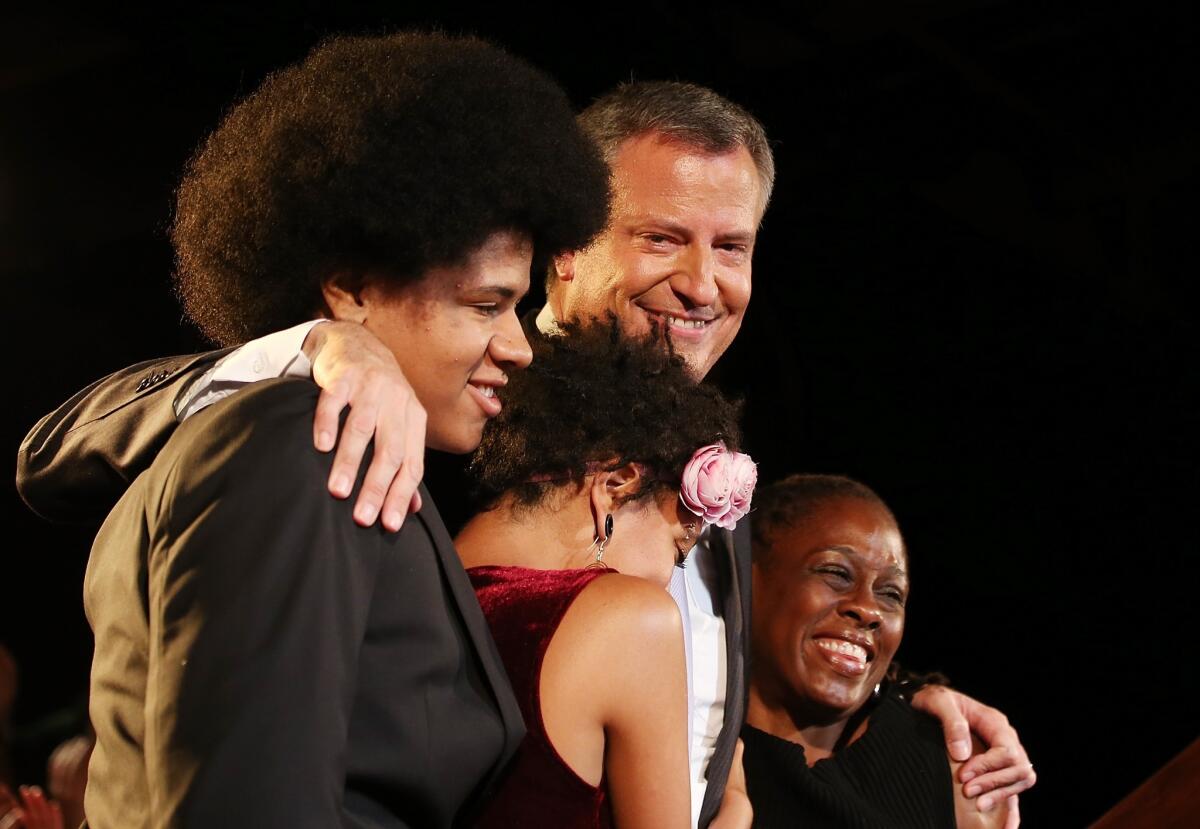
[172,31,611,346]
[471,322,744,508]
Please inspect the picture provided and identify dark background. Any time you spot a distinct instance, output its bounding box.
[3,2,1196,824]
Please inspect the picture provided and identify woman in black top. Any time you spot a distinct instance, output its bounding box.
[744,475,1008,829]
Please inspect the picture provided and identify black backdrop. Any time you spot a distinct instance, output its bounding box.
[4,3,1196,824]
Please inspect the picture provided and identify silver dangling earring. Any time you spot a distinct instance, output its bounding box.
[676,522,698,568]
[872,682,882,699]
[587,513,614,569]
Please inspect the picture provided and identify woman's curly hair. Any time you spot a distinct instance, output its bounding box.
[471,322,743,508]
[172,31,611,346]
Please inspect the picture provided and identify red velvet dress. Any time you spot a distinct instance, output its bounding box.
[467,565,615,829]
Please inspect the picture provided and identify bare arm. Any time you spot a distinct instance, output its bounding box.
[543,575,692,829]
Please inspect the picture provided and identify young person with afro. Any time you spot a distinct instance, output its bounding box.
[69,31,609,829]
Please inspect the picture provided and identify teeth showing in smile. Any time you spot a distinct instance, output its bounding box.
[476,385,496,398]
[815,638,868,663]
[665,315,707,330]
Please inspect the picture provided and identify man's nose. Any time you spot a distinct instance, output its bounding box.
[671,245,719,308]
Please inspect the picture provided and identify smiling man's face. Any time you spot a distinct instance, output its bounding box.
[548,131,763,379]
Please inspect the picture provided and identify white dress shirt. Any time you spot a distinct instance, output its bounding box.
[672,529,728,828]
[174,320,325,420]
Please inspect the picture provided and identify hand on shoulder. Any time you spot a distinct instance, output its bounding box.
[304,320,426,531]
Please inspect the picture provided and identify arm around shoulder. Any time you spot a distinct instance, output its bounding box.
[17,350,229,523]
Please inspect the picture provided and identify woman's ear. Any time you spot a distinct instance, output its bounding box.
[587,463,647,541]
[320,275,368,324]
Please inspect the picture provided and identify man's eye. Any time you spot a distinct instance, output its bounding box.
[879,589,906,605]
[472,304,500,316]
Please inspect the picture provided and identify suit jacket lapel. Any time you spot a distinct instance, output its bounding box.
[698,519,753,826]
[411,485,525,780]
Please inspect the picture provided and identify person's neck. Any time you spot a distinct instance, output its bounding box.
[456,495,595,572]
[746,681,868,766]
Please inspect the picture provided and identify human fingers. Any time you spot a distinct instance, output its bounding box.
[325,383,383,513]
[911,685,973,761]
[377,397,426,532]
[0,808,23,829]
[958,712,1031,790]
[32,799,61,829]
[1002,795,1020,829]
[964,767,1032,815]
[310,319,407,505]
[313,377,351,455]
[962,742,1034,793]
[959,704,1024,768]
[17,788,57,829]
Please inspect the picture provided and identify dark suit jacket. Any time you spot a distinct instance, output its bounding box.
[16,336,753,827]
[18,349,233,523]
[82,379,523,828]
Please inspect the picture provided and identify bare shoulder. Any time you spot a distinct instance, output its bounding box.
[539,572,686,787]
[550,572,683,688]
[544,572,685,734]
[568,572,683,642]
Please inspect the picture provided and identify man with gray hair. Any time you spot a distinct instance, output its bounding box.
[20,80,1035,827]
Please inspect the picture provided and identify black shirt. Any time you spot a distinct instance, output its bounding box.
[742,688,955,828]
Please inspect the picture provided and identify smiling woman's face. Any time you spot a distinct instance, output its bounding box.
[751,496,908,726]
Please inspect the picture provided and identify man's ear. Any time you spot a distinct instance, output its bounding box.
[545,253,575,321]
[320,276,368,324]
[587,463,646,540]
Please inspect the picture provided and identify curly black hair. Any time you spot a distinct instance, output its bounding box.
[471,322,743,508]
[173,31,611,346]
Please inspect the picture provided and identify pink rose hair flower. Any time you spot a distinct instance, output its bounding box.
[679,442,757,530]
